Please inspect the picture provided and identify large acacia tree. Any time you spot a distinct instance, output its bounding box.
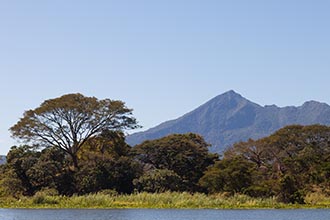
[10,93,139,169]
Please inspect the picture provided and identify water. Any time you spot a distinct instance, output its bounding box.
[0,209,329,220]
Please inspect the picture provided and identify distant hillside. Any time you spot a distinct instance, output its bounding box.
[127,90,330,153]
[0,155,6,165]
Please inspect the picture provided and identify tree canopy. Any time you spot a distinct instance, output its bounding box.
[200,125,330,203]
[10,93,139,169]
[133,133,218,192]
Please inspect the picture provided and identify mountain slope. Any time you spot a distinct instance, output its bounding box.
[0,155,6,165]
[127,90,330,153]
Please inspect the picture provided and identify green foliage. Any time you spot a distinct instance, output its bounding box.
[32,188,59,205]
[219,125,330,203]
[2,122,330,206]
[74,157,141,194]
[277,175,305,204]
[199,156,255,194]
[133,169,181,193]
[0,168,25,198]
[27,147,67,191]
[133,133,218,192]
[74,131,142,194]
[1,145,75,196]
[78,130,131,161]
[1,130,142,197]
[2,145,40,196]
[4,192,330,209]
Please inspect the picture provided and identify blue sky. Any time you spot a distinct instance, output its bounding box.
[0,0,330,154]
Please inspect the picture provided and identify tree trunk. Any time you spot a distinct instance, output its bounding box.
[70,153,79,170]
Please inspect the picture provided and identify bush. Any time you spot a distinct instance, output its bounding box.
[133,169,182,193]
[32,190,59,205]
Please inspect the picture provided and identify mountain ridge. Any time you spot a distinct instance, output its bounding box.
[127,91,330,153]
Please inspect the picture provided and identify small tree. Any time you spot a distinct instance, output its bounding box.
[10,93,139,169]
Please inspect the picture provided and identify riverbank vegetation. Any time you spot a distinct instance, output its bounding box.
[1,191,330,209]
[1,94,330,209]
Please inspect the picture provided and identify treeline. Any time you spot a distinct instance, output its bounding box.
[0,133,216,197]
[200,125,330,203]
[0,94,330,204]
[1,125,330,204]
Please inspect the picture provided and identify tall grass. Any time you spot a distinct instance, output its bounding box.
[1,192,330,209]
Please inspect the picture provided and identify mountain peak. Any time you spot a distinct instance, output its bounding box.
[221,90,242,98]
[207,90,257,110]
[127,92,330,153]
[210,90,246,105]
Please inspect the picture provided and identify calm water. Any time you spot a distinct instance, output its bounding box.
[0,209,330,220]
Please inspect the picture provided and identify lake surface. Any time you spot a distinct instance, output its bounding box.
[0,209,330,220]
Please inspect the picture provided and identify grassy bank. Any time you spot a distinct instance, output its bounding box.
[1,192,330,209]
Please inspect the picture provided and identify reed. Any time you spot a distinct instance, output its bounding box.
[1,192,330,209]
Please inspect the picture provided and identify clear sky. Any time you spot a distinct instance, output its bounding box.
[0,0,330,154]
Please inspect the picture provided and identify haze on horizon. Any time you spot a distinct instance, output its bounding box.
[1,0,330,155]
